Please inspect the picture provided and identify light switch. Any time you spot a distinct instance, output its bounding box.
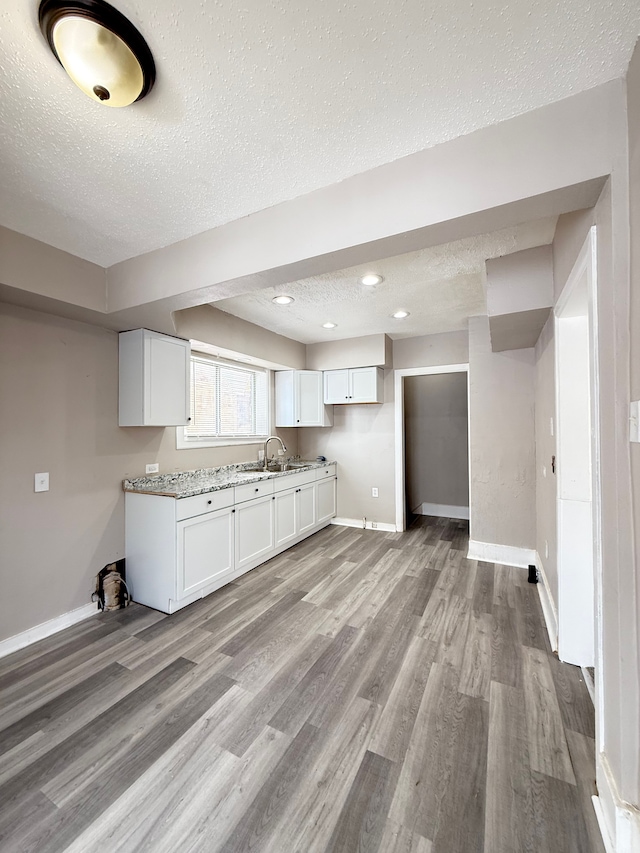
[35,472,49,492]
[145,463,159,474]
[630,401,640,442]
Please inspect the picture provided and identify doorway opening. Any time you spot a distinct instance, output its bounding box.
[554,226,601,672]
[394,364,470,533]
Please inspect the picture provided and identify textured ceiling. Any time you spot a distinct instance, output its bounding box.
[215,217,558,343]
[1,0,638,267]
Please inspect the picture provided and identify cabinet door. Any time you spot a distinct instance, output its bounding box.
[296,371,323,425]
[316,477,337,524]
[297,482,317,535]
[177,506,234,598]
[235,494,275,570]
[146,333,190,426]
[275,488,297,548]
[350,367,382,403]
[324,370,349,404]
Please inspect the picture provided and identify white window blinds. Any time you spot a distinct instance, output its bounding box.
[184,355,269,441]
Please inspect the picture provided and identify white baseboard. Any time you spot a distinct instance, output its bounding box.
[331,517,397,533]
[594,753,640,853]
[413,502,469,520]
[467,539,536,568]
[0,602,99,660]
[535,552,559,653]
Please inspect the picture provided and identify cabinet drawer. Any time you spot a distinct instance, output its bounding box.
[235,479,275,503]
[273,470,316,493]
[315,464,336,480]
[175,488,235,521]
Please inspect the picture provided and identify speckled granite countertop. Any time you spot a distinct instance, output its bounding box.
[123,461,335,498]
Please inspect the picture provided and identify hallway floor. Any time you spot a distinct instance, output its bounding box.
[0,517,603,852]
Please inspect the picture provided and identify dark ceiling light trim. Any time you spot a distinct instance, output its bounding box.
[38,0,155,105]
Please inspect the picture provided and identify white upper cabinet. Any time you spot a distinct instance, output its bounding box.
[275,370,333,427]
[324,366,384,404]
[119,329,190,427]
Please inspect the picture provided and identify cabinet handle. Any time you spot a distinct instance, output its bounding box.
[272,496,275,500]
[232,509,235,513]
[255,487,259,492]
[207,500,212,505]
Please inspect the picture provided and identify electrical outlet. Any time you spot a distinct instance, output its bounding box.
[371,521,378,529]
[145,463,159,474]
[550,417,554,436]
[371,487,379,498]
[545,540,549,559]
[258,450,265,462]
[34,472,49,492]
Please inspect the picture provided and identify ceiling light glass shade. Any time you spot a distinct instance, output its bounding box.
[360,274,383,286]
[52,17,142,106]
[392,310,410,319]
[39,0,155,107]
[272,295,294,305]
[322,322,337,329]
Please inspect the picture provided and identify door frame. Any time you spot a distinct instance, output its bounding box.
[554,226,603,727]
[394,363,470,533]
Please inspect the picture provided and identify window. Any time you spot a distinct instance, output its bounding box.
[177,354,269,448]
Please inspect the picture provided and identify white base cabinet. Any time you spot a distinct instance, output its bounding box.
[235,494,275,571]
[125,465,337,614]
[177,506,234,598]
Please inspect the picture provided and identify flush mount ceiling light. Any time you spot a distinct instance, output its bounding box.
[392,310,410,319]
[360,274,383,286]
[322,322,337,329]
[272,295,294,305]
[38,0,155,107]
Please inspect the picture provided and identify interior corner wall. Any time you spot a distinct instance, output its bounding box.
[625,37,640,810]
[404,373,469,512]
[297,331,469,527]
[468,315,536,550]
[534,314,558,602]
[0,302,297,643]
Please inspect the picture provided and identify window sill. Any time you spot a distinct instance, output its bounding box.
[176,431,269,450]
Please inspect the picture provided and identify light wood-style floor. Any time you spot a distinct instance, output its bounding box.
[0,517,604,853]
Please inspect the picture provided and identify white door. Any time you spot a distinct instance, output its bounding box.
[146,334,189,426]
[555,228,598,667]
[296,371,323,425]
[235,494,275,570]
[324,370,349,404]
[316,478,336,524]
[297,482,317,534]
[275,488,297,548]
[350,367,377,403]
[177,507,234,598]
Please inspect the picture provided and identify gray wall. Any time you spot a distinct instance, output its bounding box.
[298,331,471,526]
[628,34,640,811]
[468,315,536,549]
[404,373,469,512]
[534,314,557,602]
[0,303,297,642]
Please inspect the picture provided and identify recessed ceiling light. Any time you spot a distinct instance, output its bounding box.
[322,322,337,329]
[272,295,294,305]
[360,274,383,286]
[392,310,410,319]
